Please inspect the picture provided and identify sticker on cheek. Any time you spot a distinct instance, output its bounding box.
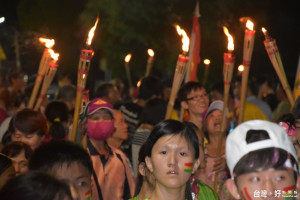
[184,163,193,173]
[283,185,296,199]
[85,190,92,200]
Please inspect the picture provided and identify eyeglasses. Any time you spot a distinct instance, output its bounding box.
[185,93,208,101]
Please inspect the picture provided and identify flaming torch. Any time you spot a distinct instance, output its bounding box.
[262,27,294,108]
[145,49,154,77]
[124,53,133,88]
[34,50,59,111]
[27,38,55,108]
[70,18,98,142]
[203,59,211,85]
[238,19,255,124]
[213,26,235,191]
[165,25,190,119]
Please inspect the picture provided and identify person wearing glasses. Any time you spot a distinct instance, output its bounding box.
[178,81,210,131]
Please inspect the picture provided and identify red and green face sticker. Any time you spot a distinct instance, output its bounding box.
[184,163,193,173]
[85,190,92,200]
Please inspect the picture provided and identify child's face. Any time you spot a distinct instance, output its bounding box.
[49,162,91,200]
[145,134,199,190]
[234,168,296,199]
[11,150,29,176]
[12,130,44,150]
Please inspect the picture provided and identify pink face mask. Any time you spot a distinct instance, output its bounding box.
[87,120,114,141]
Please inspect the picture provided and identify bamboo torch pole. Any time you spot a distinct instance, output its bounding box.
[124,54,133,88]
[145,49,154,77]
[165,25,190,119]
[34,50,59,111]
[262,28,295,108]
[27,38,54,108]
[213,26,235,191]
[70,18,98,142]
[238,19,256,124]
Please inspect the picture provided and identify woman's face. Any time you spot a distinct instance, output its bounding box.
[205,110,223,135]
[146,134,199,190]
[11,130,44,150]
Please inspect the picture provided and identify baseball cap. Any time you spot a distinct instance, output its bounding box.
[226,120,297,176]
[88,97,114,115]
[204,100,228,120]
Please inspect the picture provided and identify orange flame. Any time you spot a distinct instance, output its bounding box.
[147,49,154,57]
[261,27,268,36]
[86,17,99,46]
[223,26,234,51]
[203,59,211,65]
[48,49,59,61]
[39,38,55,48]
[246,20,254,31]
[176,25,190,53]
[125,54,132,63]
[137,79,142,87]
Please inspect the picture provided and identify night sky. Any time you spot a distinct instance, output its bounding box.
[0,0,299,88]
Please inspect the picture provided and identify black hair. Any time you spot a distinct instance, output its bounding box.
[178,81,205,102]
[293,96,300,119]
[94,83,115,99]
[0,153,13,175]
[45,101,69,139]
[144,120,199,159]
[210,81,235,99]
[56,85,76,102]
[233,129,298,183]
[138,76,163,100]
[134,144,147,197]
[0,171,72,200]
[1,141,33,160]
[234,148,298,182]
[277,113,296,131]
[6,68,24,85]
[140,98,167,125]
[29,140,93,175]
[144,120,199,200]
[8,108,47,137]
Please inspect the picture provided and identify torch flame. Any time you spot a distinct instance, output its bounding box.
[176,25,190,53]
[238,65,244,72]
[203,59,211,65]
[125,54,132,63]
[246,20,254,31]
[148,49,154,57]
[86,17,99,46]
[39,38,55,48]
[223,26,234,51]
[48,49,59,61]
[261,27,268,36]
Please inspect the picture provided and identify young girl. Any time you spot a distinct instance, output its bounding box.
[135,119,200,200]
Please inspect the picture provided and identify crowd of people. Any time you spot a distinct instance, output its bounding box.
[0,68,300,200]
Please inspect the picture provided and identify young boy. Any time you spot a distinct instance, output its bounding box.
[226,120,300,200]
[29,140,94,200]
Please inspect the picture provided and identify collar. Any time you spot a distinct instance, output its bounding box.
[87,138,113,156]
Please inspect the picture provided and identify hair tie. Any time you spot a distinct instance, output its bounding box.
[54,117,61,123]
